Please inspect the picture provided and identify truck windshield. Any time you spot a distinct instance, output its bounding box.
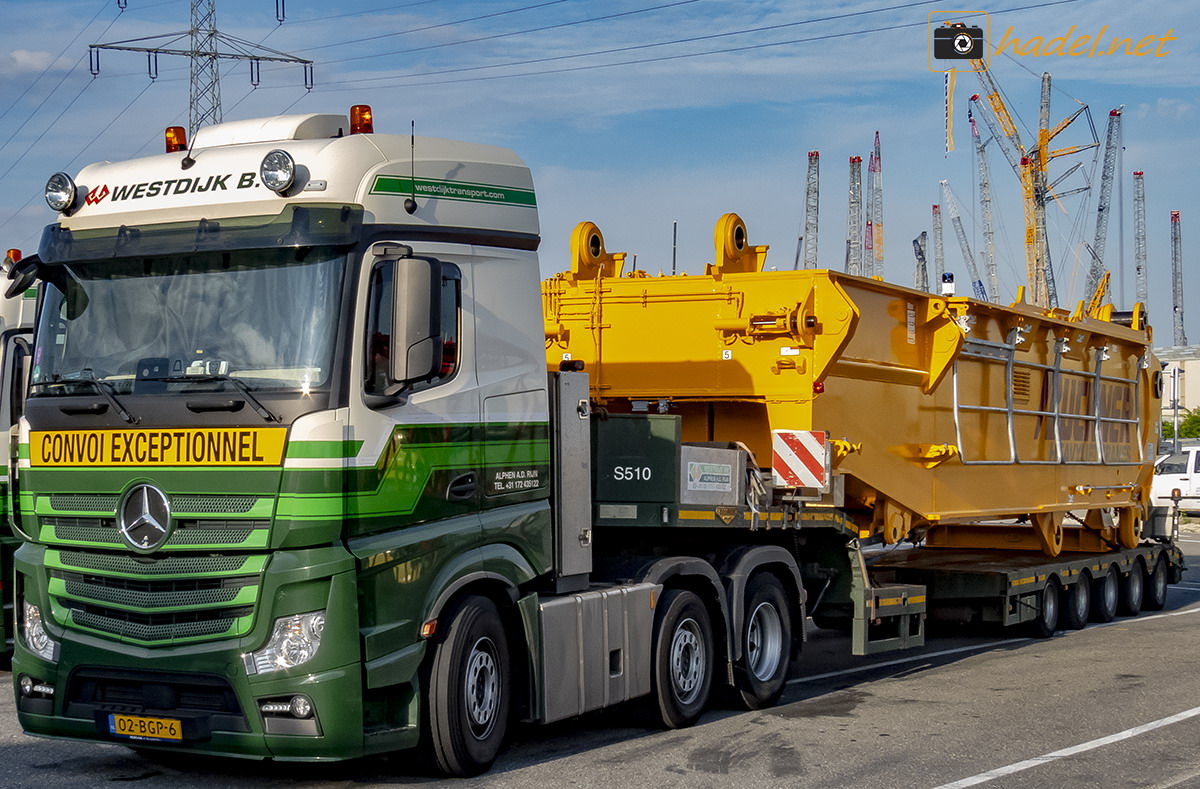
[31,245,346,395]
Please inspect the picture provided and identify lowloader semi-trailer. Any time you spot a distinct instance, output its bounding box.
[5,107,1185,776]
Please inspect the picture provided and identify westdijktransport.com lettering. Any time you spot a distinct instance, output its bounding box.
[31,428,287,467]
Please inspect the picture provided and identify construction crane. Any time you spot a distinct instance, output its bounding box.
[869,131,884,277]
[941,180,988,300]
[970,106,999,302]
[1172,210,1187,347]
[1133,171,1147,306]
[847,156,863,276]
[803,151,820,268]
[1086,107,1124,299]
[932,203,946,286]
[968,67,1097,308]
[913,231,929,292]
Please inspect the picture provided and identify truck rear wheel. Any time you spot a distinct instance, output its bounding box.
[652,589,714,729]
[1143,555,1169,611]
[1090,567,1119,623]
[733,573,791,710]
[1060,573,1090,630]
[1028,578,1060,638]
[424,595,510,777]
[1119,562,1145,616]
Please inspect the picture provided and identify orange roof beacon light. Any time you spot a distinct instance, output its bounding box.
[165,126,187,153]
[350,104,374,135]
[6,249,21,264]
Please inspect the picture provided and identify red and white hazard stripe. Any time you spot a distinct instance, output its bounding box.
[772,430,829,490]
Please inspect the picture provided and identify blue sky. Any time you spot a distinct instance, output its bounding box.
[0,0,1196,343]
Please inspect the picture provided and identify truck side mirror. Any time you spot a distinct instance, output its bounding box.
[390,256,442,387]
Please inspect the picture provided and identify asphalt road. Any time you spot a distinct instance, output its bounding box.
[0,537,1197,789]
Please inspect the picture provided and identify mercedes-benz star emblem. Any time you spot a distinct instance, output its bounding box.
[117,484,173,553]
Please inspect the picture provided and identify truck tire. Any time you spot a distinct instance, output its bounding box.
[652,589,714,729]
[424,595,510,777]
[1090,567,1119,623]
[1143,555,1169,611]
[1028,578,1060,638]
[1119,562,1144,616]
[1060,573,1090,630]
[733,573,791,710]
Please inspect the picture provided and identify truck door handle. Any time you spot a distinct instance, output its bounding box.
[447,473,478,500]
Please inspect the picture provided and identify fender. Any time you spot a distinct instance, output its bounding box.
[717,545,806,662]
[423,542,539,624]
[632,556,733,677]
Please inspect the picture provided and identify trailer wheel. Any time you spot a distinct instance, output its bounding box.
[1143,555,1169,611]
[1028,578,1060,638]
[733,573,791,710]
[1090,567,1118,623]
[1060,573,1090,630]
[424,595,510,777]
[1119,562,1145,616]
[651,589,714,729]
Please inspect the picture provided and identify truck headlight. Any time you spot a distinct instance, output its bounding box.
[243,611,325,675]
[259,149,295,193]
[44,172,76,212]
[22,601,58,662]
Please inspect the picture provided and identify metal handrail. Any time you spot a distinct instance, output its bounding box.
[953,331,1143,466]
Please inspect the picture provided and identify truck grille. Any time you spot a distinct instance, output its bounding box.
[44,517,270,550]
[66,603,253,642]
[45,549,267,645]
[48,493,261,514]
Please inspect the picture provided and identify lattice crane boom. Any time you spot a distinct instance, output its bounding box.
[1134,171,1147,306]
[847,156,863,276]
[1172,210,1187,347]
[803,151,820,268]
[913,231,929,292]
[941,180,988,300]
[1086,107,1123,299]
[932,203,946,286]
[870,131,884,276]
[971,109,999,302]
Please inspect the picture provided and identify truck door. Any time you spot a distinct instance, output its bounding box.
[0,330,31,534]
[0,329,30,654]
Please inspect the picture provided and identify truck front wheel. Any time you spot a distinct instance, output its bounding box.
[425,595,511,777]
[652,589,714,729]
[734,573,791,710]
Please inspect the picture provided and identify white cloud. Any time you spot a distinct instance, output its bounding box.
[0,49,56,78]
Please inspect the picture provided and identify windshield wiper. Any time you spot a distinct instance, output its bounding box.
[146,374,280,423]
[33,369,138,424]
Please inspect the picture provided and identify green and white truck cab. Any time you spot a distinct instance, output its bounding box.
[12,109,570,768]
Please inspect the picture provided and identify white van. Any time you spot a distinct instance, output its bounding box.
[1151,445,1200,512]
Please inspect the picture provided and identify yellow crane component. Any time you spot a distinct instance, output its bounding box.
[543,216,1161,557]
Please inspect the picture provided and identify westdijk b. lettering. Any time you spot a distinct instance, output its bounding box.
[31,428,287,467]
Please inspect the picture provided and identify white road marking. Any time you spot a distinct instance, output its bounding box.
[930,705,1200,788]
